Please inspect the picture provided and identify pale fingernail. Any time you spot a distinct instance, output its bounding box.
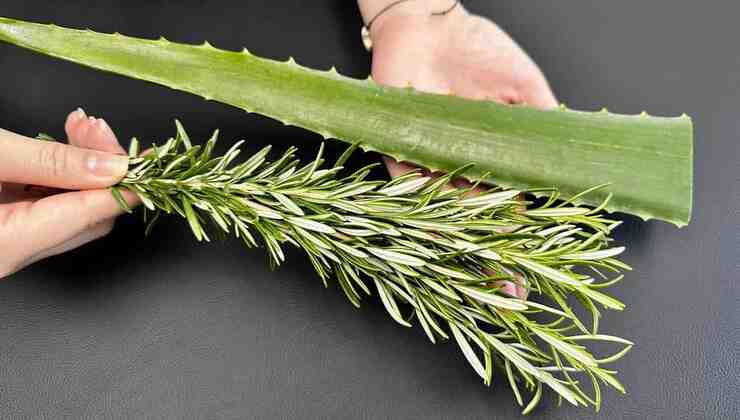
[68,108,86,122]
[86,153,130,178]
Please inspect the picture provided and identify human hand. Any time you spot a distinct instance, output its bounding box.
[0,109,137,278]
[362,1,558,298]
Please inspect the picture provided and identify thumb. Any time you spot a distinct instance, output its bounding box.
[0,128,129,189]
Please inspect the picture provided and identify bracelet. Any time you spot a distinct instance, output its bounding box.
[361,0,461,51]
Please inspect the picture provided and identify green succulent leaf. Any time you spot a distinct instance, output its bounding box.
[0,16,692,225]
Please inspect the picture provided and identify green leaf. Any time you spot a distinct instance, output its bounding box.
[35,132,57,141]
[484,334,582,406]
[287,216,335,234]
[596,344,633,364]
[181,197,205,241]
[455,285,528,311]
[175,119,192,149]
[0,17,692,226]
[449,322,487,381]
[366,248,426,267]
[522,382,543,415]
[374,278,411,327]
[377,176,430,196]
[510,256,583,288]
[270,192,304,216]
[525,207,591,217]
[568,334,635,346]
[505,359,525,407]
[133,187,156,211]
[128,137,140,158]
[110,187,132,213]
[531,329,597,368]
[562,247,626,260]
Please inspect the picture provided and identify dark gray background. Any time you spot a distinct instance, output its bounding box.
[0,1,737,419]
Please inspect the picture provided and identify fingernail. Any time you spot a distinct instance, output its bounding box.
[68,108,86,122]
[86,153,129,178]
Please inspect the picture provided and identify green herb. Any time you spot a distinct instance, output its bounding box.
[117,123,633,413]
[0,17,693,226]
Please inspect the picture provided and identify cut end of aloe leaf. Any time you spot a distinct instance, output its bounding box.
[0,16,693,226]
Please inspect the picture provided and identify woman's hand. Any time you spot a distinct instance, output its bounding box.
[360,0,558,297]
[0,109,137,279]
[366,2,557,176]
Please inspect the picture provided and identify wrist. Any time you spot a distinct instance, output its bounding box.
[360,0,466,38]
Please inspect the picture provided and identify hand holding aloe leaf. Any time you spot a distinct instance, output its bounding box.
[0,16,693,225]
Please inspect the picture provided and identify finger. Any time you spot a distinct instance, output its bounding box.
[65,108,126,154]
[382,156,421,178]
[451,177,488,198]
[0,128,129,189]
[496,280,519,298]
[21,188,137,254]
[520,74,558,110]
[26,218,116,266]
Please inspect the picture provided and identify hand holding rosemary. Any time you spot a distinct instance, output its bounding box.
[114,122,632,412]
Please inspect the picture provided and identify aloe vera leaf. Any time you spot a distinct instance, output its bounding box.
[0,17,693,226]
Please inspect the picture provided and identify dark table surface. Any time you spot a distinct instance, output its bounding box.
[0,1,737,419]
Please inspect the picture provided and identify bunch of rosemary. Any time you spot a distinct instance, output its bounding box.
[112,122,633,413]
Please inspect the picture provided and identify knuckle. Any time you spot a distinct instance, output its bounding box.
[37,143,71,178]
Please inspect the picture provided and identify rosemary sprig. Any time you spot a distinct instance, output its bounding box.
[115,122,633,413]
